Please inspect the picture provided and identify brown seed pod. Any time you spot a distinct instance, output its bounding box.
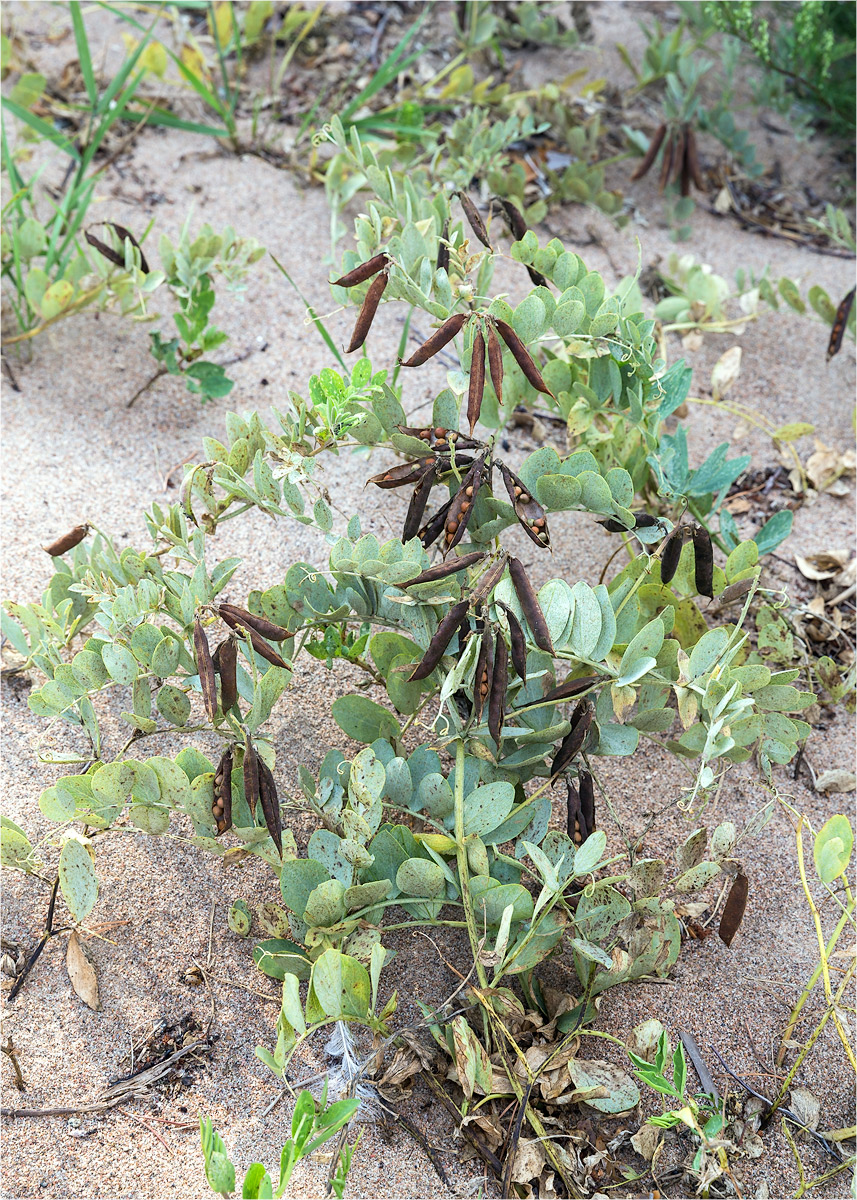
[456,190,492,249]
[508,557,555,654]
[219,604,291,643]
[241,626,291,670]
[498,602,528,681]
[679,126,692,197]
[409,600,470,681]
[551,700,593,777]
[566,769,596,847]
[827,287,855,360]
[472,554,509,605]
[345,270,388,353]
[542,674,599,705]
[400,312,469,367]
[486,323,504,408]
[436,219,450,275]
[685,126,706,192]
[368,459,435,489]
[442,451,489,553]
[630,123,667,182]
[401,551,486,588]
[498,461,550,549]
[692,525,714,599]
[258,758,283,858]
[418,495,455,550]
[330,252,389,288]
[43,524,89,556]
[218,637,238,713]
[213,746,233,835]
[472,623,494,724]
[243,735,260,820]
[488,636,508,746]
[497,197,528,242]
[194,619,219,722]
[467,326,486,436]
[493,319,554,398]
[402,463,438,543]
[85,222,150,274]
[660,525,687,586]
[397,423,481,451]
[659,130,677,193]
[578,770,595,842]
[599,512,662,534]
[718,871,748,947]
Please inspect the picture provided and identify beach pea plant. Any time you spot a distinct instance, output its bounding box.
[2,119,815,1184]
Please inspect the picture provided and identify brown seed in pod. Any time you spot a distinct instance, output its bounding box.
[508,557,554,654]
[418,495,455,550]
[488,636,508,746]
[400,312,469,368]
[685,126,706,192]
[498,602,527,681]
[472,623,494,724]
[692,525,714,599]
[659,129,678,193]
[436,219,450,275]
[401,551,486,588]
[409,600,470,681]
[219,604,291,642]
[402,463,437,543]
[486,323,504,408]
[493,319,554,398]
[442,451,489,553]
[565,769,595,846]
[243,735,260,820]
[368,459,435,489]
[551,700,593,777]
[213,746,233,835]
[660,525,687,586]
[330,252,389,289]
[828,287,855,360]
[456,190,492,249]
[43,524,89,556]
[218,637,238,713]
[498,461,550,549]
[397,424,482,451]
[542,674,599,704]
[467,327,486,436]
[257,758,283,858]
[194,618,219,722]
[345,270,388,353]
[630,122,667,182]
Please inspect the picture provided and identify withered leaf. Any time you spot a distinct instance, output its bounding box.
[508,557,554,654]
[346,270,388,353]
[409,600,470,681]
[67,932,100,1011]
[718,872,748,947]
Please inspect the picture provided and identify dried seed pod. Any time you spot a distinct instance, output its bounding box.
[827,287,855,360]
[436,454,475,479]
[194,619,219,722]
[43,524,88,556]
[599,512,662,534]
[660,525,687,586]
[493,319,554,398]
[241,626,290,670]
[659,130,677,193]
[436,219,450,275]
[679,126,692,197]
[85,222,150,274]
[368,459,435,489]
[508,557,554,654]
[330,252,389,288]
[218,637,238,713]
[219,604,291,642]
[467,327,486,436]
[718,871,748,947]
[401,551,486,588]
[486,323,504,408]
[542,674,599,704]
[243,735,259,820]
[402,463,437,542]
[498,197,528,242]
[442,451,489,553]
[498,602,528,681]
[630,123,667,182]
[213,746,233,835]
[258,759,283,858]
[551,700,593,777]
[579,770,595,842]
[685,127,706,192]
[345,270,388,353]
[418,495,455,550]
[397,423,481,451]
[456,190,492,249]
[409,600,470,681]
[488,636,508,746]
[472,554,509,604]
[472,623,494,723]
[400,312,469,367]
[692,525,714,599]
[498,461,550,549]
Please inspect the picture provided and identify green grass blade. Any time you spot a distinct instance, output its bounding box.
[1,97,81,160]
[270,254,347,371]
[340,15,427,122]
[135,106,231,137]
[69,3,98,107]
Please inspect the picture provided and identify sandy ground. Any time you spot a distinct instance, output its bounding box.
[2,3,855,1198]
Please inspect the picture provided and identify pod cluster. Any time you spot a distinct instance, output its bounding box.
[631,122,706,197]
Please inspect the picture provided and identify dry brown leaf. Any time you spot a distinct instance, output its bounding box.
[66,931,100,1010]
[795,549,851,580]
[815,769,856,794]
[711,346,742,401]
[805,440,856,492]
[512,1137,547,1184]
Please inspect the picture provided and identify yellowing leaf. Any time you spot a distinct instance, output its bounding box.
[40,279,74,320]
[209,1,235,48]
[773,422,814,443]
[180,43,208,84]
[140,41,168,77]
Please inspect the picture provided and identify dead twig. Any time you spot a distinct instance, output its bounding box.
[2,1038,26,1091]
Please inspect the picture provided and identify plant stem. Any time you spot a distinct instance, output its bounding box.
[453,739,488,990]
